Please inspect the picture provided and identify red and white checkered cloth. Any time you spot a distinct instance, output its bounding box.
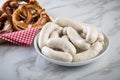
[0,27,40,46]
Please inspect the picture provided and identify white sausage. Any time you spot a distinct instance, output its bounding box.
[55,17,84,32]
[73,42,103,62]
[46,38,76,56]
[50,31,59,38]
[42,46,73,62]
[61,35,69,41]
[98,31,104,42]
[67,27,90,50]
[63,27,68,35]
[80,33,86,39]
[38,22,63,48]
[83,25,99,43]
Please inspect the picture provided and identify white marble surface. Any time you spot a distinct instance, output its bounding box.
[0,0,120,80]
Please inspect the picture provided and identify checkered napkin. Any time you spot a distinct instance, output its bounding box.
[0,28,40,46]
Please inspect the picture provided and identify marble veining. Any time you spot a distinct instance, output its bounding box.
[0,0,120,80]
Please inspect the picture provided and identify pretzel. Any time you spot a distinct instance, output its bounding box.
[0,10,13,34]
[12,3,50,30]
[1,0,51,31]
[2,0,38,15]
[2,0,18,15]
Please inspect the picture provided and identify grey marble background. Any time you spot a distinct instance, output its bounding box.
[0,0,120,80]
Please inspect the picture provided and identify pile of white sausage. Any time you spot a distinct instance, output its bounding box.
[38,17,104,62]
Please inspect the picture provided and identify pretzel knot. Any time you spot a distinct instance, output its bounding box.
[12,3,50,30]
[0,10,13,34]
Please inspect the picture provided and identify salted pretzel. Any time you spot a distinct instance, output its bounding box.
[2,0,18,15]
[2,0,38,15]
[1,0,51,31]
[0,10,13,34]
[12,3,50,30]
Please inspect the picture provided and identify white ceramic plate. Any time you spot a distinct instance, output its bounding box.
[34,32,109,66]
